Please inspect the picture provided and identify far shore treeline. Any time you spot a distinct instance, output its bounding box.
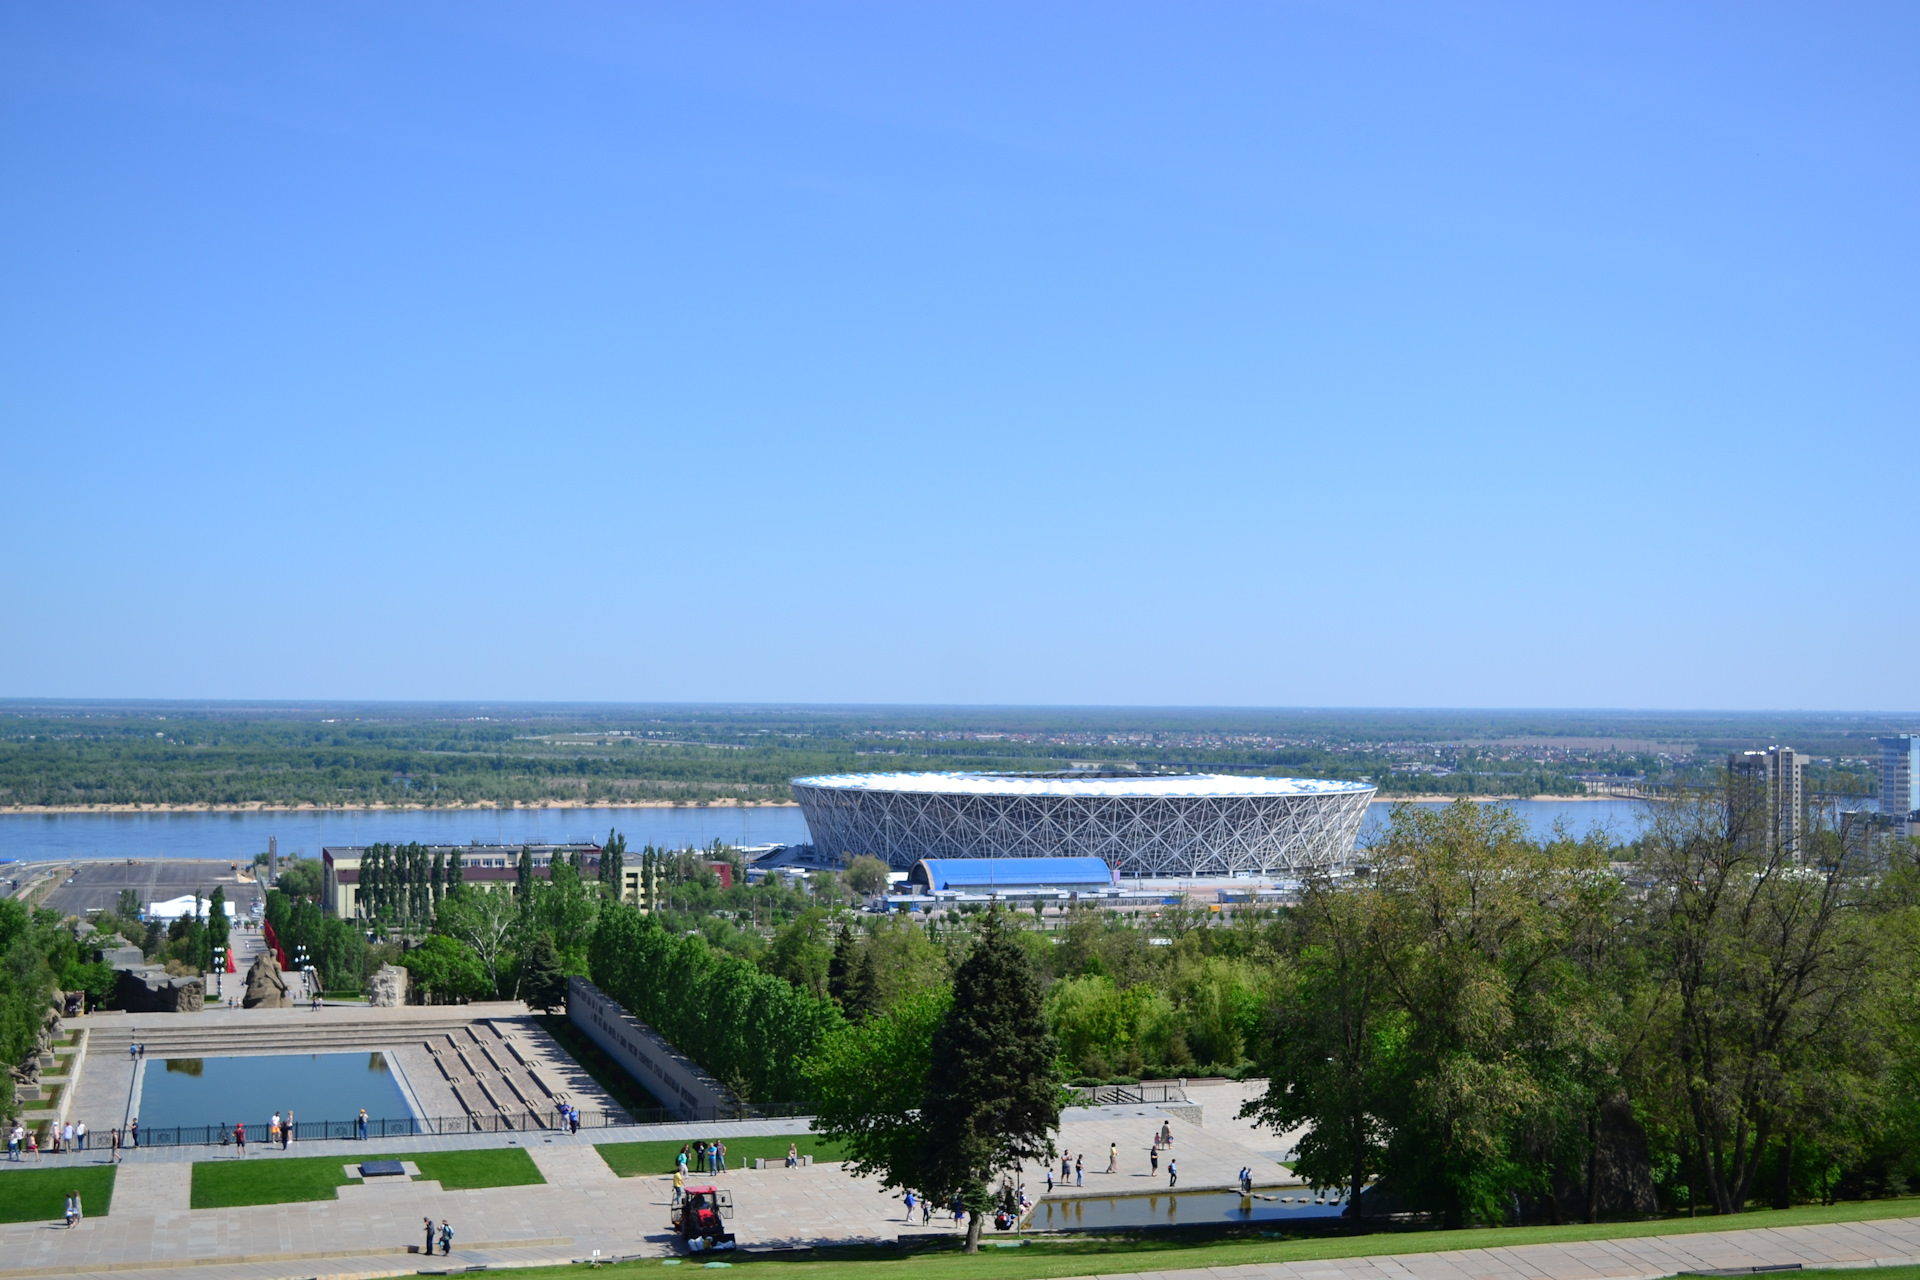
[0,703,1894,810]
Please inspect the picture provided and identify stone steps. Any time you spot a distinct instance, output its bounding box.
[84,1017,488,1056]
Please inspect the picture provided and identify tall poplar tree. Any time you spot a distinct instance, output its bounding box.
[601,829,626,901]
[918,906,1061,1253]
[516,845,535,905]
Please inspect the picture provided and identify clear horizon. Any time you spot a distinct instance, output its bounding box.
[3,4,1915,710]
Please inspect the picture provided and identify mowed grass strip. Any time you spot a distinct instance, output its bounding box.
[411,1147,543,1190]
[190,1147,544,1207]
[595,1134,848,1178]
[475,1195,1920,1280]
[0,1165,115,1224]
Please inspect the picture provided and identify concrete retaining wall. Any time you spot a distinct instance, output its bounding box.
[566,977,732,1120]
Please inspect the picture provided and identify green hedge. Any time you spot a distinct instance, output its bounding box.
[587,904,840,1103]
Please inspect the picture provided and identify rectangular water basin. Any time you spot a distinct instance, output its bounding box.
[136,1052,413,1137]
[1027,1189,1346,1231]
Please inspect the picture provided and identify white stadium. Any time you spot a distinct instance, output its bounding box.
[790,771,1375,877]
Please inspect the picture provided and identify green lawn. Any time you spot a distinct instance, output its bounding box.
[595,1134,849,1177]
[411,1147,543,1190]
[189,1147,544,1207]
[476,1196,1920,1280]
[0,1165,115,1224]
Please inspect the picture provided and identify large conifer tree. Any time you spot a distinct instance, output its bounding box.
[918,906,1061,1252]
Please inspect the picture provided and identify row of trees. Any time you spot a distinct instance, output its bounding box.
[356,842,464,924]
[588,902,840,1103]
[1244,795,1920,1225]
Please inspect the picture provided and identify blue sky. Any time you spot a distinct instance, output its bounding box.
[2,3,1914,709]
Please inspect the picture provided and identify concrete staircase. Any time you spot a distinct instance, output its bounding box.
[426,1021,571,1127]
[84,1012,503,1057]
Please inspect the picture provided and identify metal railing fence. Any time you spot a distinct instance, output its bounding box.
[109,1101,818,1149]
[1065,1082,1189,1106]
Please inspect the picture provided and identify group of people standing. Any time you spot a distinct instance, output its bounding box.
[422,1217,454,1255]
[678,1139,727,1173]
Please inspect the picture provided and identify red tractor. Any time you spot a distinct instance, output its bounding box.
[671,1186,736,1253]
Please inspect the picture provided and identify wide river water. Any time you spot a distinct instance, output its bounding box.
[0,798,1649,863]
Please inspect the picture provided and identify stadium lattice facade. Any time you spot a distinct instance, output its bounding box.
[790,772,1375,876]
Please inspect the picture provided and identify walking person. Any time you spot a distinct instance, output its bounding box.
[234,1121,245,1155]
[76,1122,85,1151]
[1149,1144,1158,1176]
[439,1220,453,1255]
[1168,1157,1177,1188]
[6,1124,17,1161]
[1107,1143,1117,1174]
[283,1110,293,1148]
[129,1118,138,1148]
[64,1192,77,1229]
[1075,1153,1083,1186]
[109,1128,120,1163]
[672,1168,684,1205]
[269,1113,279,1147]
[64,1122,74,1151]
[715,1140,725,1172]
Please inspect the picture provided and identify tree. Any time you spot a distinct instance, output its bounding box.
[516,845,535,903]
[1639,785,1880,1215]
[1245,871,1392,1216]
[401,934,491,1003]
[601,828,627,901]
[918,905,1062,1252]
[435,887,519,999]
[206,886,230,971]
[845,856,891,898]
[806,986,952,1192]
[521,933,568,1011]
[115,889,141,921]
[764,909,833,999]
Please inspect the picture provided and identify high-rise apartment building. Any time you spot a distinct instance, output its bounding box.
[1727,746,1807,860]
[1881,734,1920,837]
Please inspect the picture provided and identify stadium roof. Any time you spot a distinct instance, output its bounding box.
[909,857,1115,892]
[793,771,1372,798]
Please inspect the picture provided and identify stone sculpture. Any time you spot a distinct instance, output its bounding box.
[242,952,291,1009]
[368,963,410,1008]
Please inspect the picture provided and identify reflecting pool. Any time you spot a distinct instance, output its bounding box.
[1026,1188,1346,1231]
[136,1052,413,1132]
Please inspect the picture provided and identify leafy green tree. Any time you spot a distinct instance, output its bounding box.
[918,905,1062,1253]
[276,858,322,901]
[601,829,626,900]
[435,887,519,998]
[1246,872,1394,1214]
[521,933,568,1011]
[806,986,952,1192]
[1637,787,1881,1215]
[401,934,491,1003]
[516,845,535,903]
[845,856,891,898]
[115,889,141,921]
[763,909,833,1000]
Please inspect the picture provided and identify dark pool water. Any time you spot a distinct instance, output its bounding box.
[136,1052,413,1131]
[1027,1189,1346,1231]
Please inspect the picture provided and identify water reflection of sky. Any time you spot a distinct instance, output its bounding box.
[1027,1189,1346,1230]
[136,1052,412,1130]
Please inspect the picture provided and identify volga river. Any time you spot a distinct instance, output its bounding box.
[0,798,1649,864]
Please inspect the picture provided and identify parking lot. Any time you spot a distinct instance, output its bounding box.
[39,859,264,920]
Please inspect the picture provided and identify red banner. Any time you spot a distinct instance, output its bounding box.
[263,920,290,969]
[225,946,237,974]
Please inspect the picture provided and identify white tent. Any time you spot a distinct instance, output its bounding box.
[145,894,204,923]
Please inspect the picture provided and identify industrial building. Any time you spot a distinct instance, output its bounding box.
[791,771,1374,876]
